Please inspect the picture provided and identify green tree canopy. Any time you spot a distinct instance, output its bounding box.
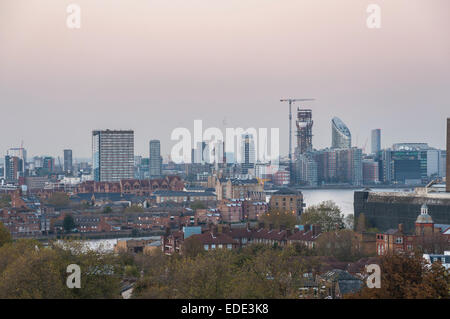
[259,209,298,230]
[124,205,144,213]
[0,194,11,208]
[355,213,366,232]
[0,222,12,248]
[63,214,76,233]
[300,200,345,232]
[45,192,70,207]
[0,240,122,298]
[348,252,449,299]
[190,201,206,211]
[315,229,363,262]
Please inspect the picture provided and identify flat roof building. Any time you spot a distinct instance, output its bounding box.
[92,130,134,182]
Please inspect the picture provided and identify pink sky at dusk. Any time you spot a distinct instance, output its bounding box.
[0,0,449,159]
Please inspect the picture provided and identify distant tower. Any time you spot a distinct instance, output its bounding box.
[63,149,73,175]
[4,155,22,182]
[446,118,450,192]
[296,109,313,156]
[92,130,134,182]
[415,203,434,236]
[331,117,351,149]
[149,140,162,178]
[371,129,381,155]
[241,133,255,174]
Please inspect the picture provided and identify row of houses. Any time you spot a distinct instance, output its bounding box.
[162,224,323,255]
[75,176,185,195]
[376,204,450,255]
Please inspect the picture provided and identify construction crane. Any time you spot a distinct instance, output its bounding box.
[280,98,315,185]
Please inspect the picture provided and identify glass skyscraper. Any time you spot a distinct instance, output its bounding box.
[331,117,351,149]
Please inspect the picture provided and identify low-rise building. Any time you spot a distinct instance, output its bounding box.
[269,188,304,216]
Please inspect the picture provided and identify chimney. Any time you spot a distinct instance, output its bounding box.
[398,223,403,233]
[447,118,450,193]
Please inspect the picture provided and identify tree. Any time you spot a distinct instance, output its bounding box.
[0,222,12,248]
[183,236,204,258]
[0,239,122,298]
[63,214,76,233]
[347,252,449,299]
[259,209,298,230]
[300,200,345,231]
[315,229,362,262]
[356,213,366,232]
[0,194,11,208]
[102,206,113,214]
[345,214,354,230]
[124,205,144,213]
[190,201,206,211]
[45,192,70,207]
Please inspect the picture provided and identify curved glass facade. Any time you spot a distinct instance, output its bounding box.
[331,117,351,149]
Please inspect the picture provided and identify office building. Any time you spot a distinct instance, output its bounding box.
[43,157,55,173]
[92,130,134,182]
[241,133,255,174]
[311,147,362,186]
[7,147,26,173]
[149,140,162,178]
[63,149,73,175]
[439,151,446,179]
[363,159,379,185]
[296,153,318,186]
[4,155,22,183]
[371,129,381,155]
[331,117,351,149]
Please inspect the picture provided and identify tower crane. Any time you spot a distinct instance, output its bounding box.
[280,98,315,185]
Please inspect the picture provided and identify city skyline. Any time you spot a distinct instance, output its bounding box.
[1,0,449,158]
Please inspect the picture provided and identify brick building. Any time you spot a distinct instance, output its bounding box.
[269,188,304,216]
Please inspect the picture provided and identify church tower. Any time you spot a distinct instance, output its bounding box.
[415,204,434,236]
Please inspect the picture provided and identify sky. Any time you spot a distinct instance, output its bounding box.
[0,0,449,160]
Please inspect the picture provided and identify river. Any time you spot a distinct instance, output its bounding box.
[80,188,413,251]
[300,188,413,216]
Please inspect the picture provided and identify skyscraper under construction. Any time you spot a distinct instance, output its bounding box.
[296,108,313,156]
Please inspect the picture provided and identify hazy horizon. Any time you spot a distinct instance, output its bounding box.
[1,0,449,159]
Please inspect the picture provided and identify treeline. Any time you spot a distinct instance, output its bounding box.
[132,245,330,299]
[0,224,123,298]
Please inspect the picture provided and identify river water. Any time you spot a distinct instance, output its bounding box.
[81,188,413,251]
[301,188,413,216]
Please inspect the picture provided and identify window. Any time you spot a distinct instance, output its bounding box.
[227,244,232,250]
[204,245,209,251]
[211,244,216,249]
